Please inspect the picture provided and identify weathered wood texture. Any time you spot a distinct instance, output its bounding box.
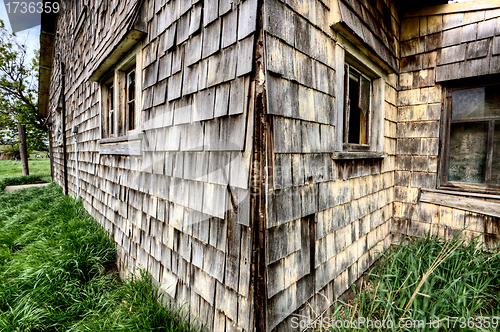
[420,190,500,218]
[395,8,500,245]
[335,0,401,72]
[400,8,500,81]
[44,1,500,332]
[393,199,500,250]
[46,1,257,331]
[264,0,398,330]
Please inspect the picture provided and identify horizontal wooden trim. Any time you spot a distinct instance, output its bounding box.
[451,117,500,123]
[424,188,500,200]
[99,133,143,144]
[440,181,500,195]
[420,190,500,218]
[99,133,143,156]
[343,143,371,152]
[99,139,141,156]
[331,151,387,160]
[404,0,500,18]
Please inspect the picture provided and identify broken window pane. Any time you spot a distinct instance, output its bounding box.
[346,68,370,145]
[348,74,360,144]
[108,85,114,136]
[448,122,488,183]
[452,85,500,119]
[127,69,136,131]
[359,76,370,115]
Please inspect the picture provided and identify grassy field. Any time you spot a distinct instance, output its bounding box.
[0,184,201,331]
[0,152,51,178]
[324,235,500,331]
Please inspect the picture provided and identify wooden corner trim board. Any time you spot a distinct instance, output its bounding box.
[420,189,500,218]
[404,0,500,18]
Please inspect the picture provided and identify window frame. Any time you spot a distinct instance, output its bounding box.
[99,44,142,141]
[333,36,387,157]
[125,67,136,132]
[73,0,86,36]
[439,83,500,194]
[343,64,373,152]
[101,75,115,138]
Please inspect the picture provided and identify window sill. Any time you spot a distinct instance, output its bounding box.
[99,133,143,156]
[331,151,387,160]
[99,133,143,144]
[439,182,500,195]
[420,188,500,218]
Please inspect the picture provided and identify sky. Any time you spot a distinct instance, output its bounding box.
[0,0,40,65]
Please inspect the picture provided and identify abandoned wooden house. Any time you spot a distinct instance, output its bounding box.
[38,0,500,330]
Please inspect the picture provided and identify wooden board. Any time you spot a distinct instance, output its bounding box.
[420,190,500,218]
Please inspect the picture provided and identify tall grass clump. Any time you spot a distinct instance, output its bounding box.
[0,183,202,332]
[324,234,500,332]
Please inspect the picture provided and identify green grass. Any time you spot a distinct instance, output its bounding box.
[0,183,202,332]
[324,234,500,332]
[0,153,50,178]
[0,174,52,191]
[0,151,51,190]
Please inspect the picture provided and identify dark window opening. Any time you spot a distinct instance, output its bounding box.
[301,214,316,276]
[108,83,114,136]
[126,69,136,131]
[348,77,360,144]
[344,66,371,150]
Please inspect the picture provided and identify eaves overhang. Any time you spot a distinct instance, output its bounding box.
[88,0,147,82]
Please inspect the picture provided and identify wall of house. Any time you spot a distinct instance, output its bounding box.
[395,6,500,245]
[335,0,400,72]
[46,2,500,332]
[409,198,500,247]
[263,0,399,330]
[48,1,259,331]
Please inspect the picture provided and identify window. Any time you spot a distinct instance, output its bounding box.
[73,0,86,35]
[100,46,141,140]
[75,0,82,19]
[333,37,386,157]
[344,64,371,150]
[102,77,115,137]
[126,68,136,131]
[441,84,500,191]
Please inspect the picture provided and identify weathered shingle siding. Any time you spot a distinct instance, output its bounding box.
[48,1,258,331]
[395,8,500,245]
[337,0,400,71]
[46,1,500,331]
[264,0,398,330]
[400,9,500,81]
